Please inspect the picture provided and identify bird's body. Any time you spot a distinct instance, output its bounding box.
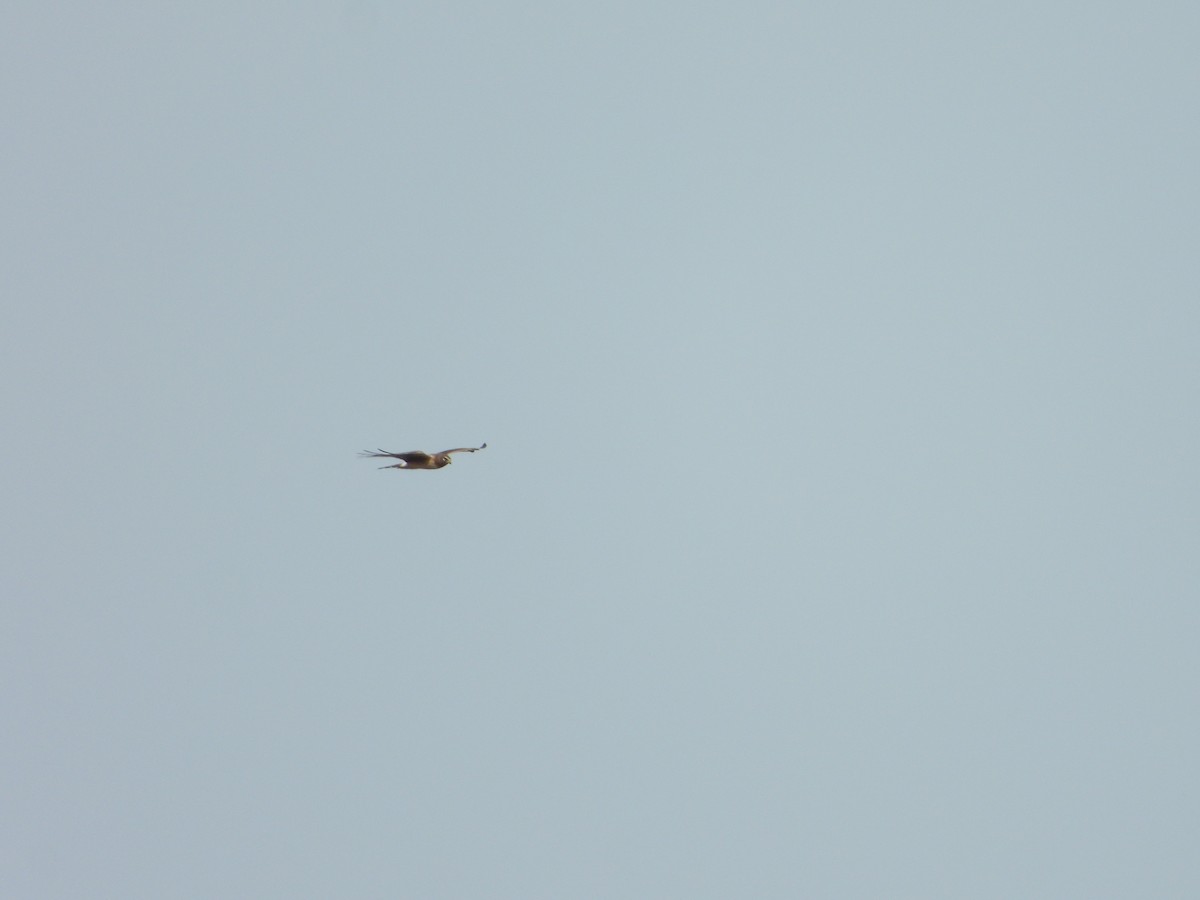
[359,443,487,470]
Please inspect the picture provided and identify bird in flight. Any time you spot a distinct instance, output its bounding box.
[359,443,487,470]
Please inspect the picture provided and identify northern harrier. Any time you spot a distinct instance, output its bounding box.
[359,443,487,470]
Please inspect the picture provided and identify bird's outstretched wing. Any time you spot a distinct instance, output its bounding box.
[439,443,488,456]
[359,449,435,466]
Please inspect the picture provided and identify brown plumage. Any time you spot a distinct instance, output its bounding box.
[359,443,487,470]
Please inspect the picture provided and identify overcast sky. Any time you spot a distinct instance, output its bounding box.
[3,3,1198,897]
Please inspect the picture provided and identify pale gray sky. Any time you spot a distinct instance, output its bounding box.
[3,3,1198,897]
